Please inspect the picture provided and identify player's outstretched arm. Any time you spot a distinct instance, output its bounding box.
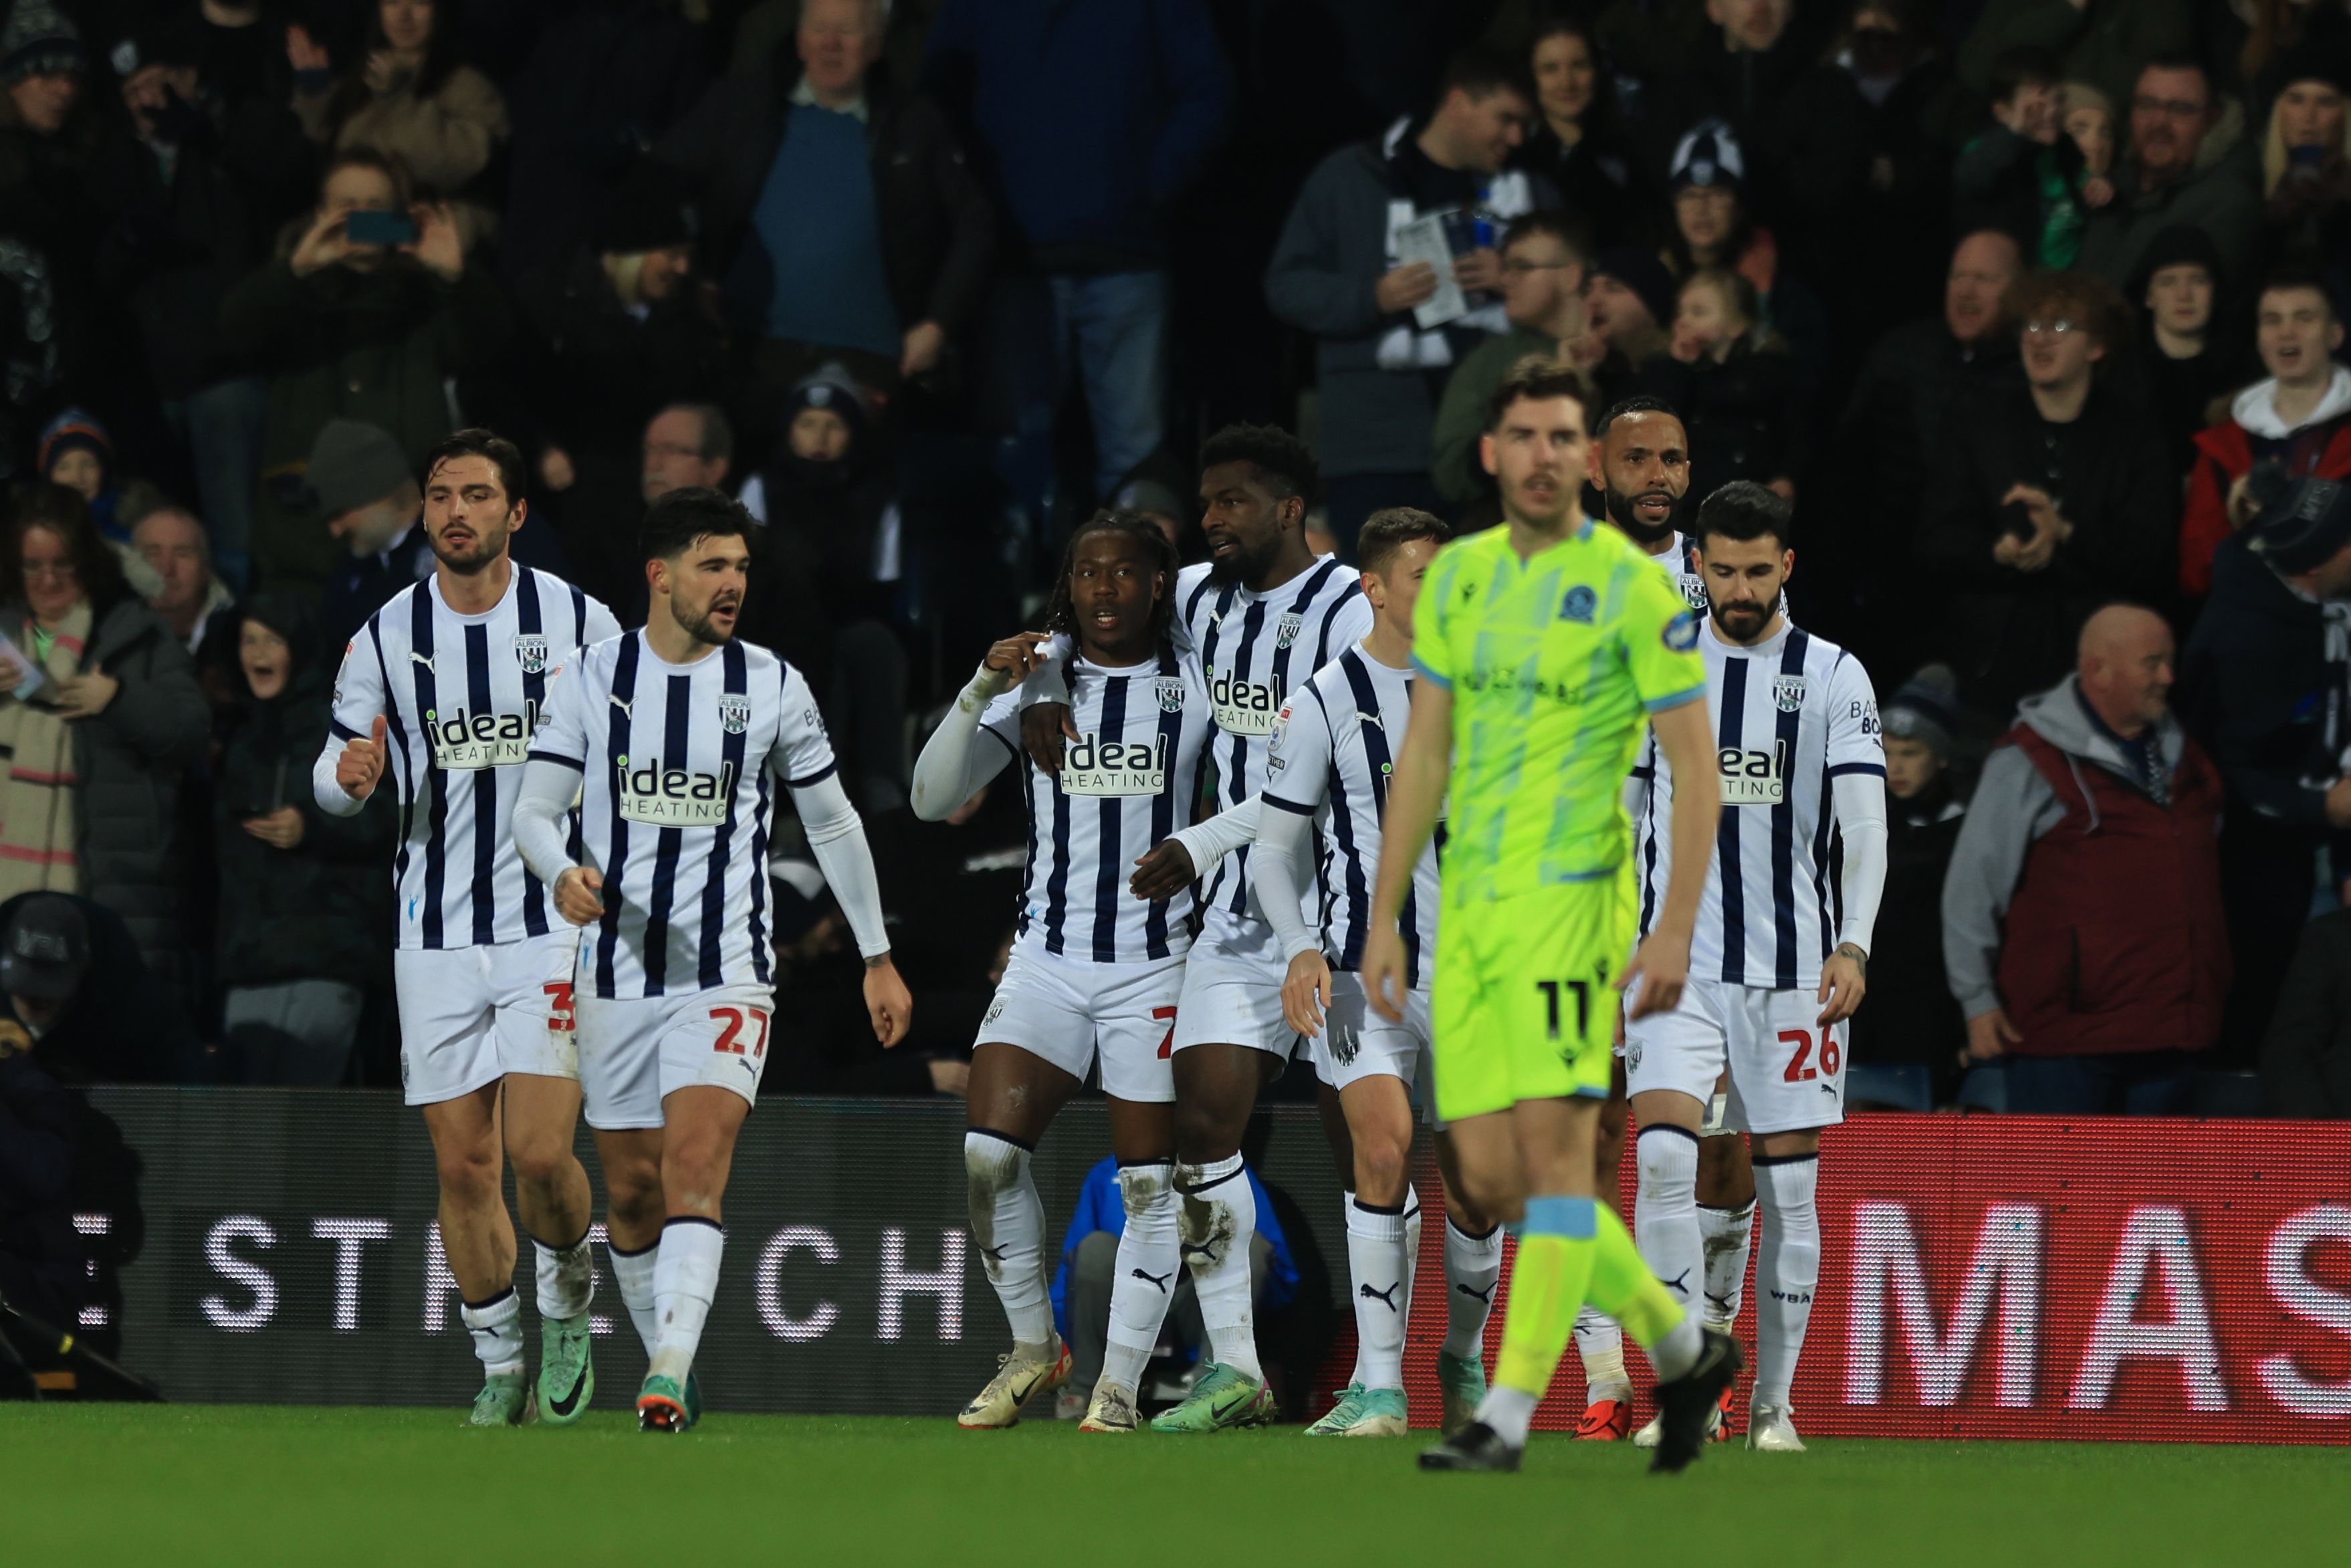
[909,644,1030,820]
[1619,697,1720,1020]
[512,756,604,923]
[1362,677,1451,1022]
[314,714,386,816]
[1254,805,1329,1035]
[792,769,912,1046]
[1139,797,1260,901]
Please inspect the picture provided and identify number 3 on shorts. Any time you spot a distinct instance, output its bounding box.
[713,1006,772,1059]
[543,982,576,1034]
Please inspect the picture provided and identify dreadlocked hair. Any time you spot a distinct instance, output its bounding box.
[1040,509,1180,701]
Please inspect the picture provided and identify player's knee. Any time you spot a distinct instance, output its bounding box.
[433,1141,499,1203]
[605,1163,664,1230]
[1352,1133,1410,1200]
[507,1140,572,1193]
[1170,1102,1237,1164]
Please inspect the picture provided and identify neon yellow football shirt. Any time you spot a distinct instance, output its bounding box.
[1410,517,1705,904]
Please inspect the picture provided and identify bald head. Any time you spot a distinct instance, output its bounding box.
[1946,231,2020,345]
[2078,605,2174,738]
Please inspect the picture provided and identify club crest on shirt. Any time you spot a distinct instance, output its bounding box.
[1274,611,1303,649]
[717,694,752,734]
[1154,675,1186,713]
[1773,675,1808,713]
[512,634,550,675]
[1559,584,1596,623]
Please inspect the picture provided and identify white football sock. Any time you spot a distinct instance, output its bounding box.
[1177,1153,1262,1382]
[649,1217,723,1384]
[1753,1154,1819,1411]
[533,1229,595,1322]
[965,1129,1054,1353]
[1634,1124,1704,1377]
[608,1238,660,1357]
[1102,1161,1179,1395]
[1650,1312,1704,1383]
[1442,1218,1501,1361]
[1700,1198,1756,1333]
[1341,1189,1363,1387]
[1573,1305,1632,1403]
[1346,1198,1409,1391]
[1476,1384,1539,1448]
[1398,1184,1424,1326]
[461,1288,524,1379]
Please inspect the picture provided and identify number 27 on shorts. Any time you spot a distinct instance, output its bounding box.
[713,1006,771,1058]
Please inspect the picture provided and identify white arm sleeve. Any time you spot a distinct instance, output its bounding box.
[513,758,583,891]
[1171,796,1261,880]
[1831,770,1889,956]
[909,665,1017,821]
[1250,800,1321,963]
[1012,634,1076,707]
[314,623,386,817]
[792,770,893,960]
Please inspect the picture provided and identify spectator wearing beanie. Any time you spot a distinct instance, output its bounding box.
[739,363,908,812]
[2178,268,2351,599]
[1848,664,1969,1105]
[2257,41,2351,285]
[517,164,723,588]
[0,0,88,214]
[2134,225,2255,477]
[655,0,994,449]
[2180,475,2351,1060]
[37,410,128,542]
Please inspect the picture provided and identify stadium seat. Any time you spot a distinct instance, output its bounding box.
[1956,1065,2008,1113]
[2189,1071,2263,1117]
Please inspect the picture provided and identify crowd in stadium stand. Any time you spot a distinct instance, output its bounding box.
[0,0,2345,1124]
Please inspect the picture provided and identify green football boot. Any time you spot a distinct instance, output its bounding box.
[468,1369,531,1428]
[1148,1363,1274,1434]
[1436,1349,1488,1438]
[638,1371,692,1433]
[1305,1383,1367,1436]
[536,1312,595,1426]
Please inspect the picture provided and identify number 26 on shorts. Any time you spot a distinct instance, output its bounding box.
[713,1006,772,1059]
[1779,1027,1839,1083]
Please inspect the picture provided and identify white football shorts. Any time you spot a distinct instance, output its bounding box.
[1171,911,1299,1058]
[978,942,1183,1103]
[1621,978,1845,1136]
[576,983,776,1130]
[393,928,582,1107]
[1316,972,1443,1126]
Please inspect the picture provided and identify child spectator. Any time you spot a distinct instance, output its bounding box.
[1954,47,2111,268]
[2061,82,2118,209]
[1640,267,1796,503]
[211,591,386,1085]
[37,410,130,544]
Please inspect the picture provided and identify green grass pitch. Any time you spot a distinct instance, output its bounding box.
[7,1406,2348,1567]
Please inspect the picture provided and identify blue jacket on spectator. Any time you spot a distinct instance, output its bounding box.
[1050,1155,1295,1341]
[923,0,1232,267]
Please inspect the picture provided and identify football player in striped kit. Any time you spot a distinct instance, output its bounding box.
[908,510,1216,1434]
[1174,508,1506,1438]
[513,487,911,1431]
[1622,481,1888,1454]
[317,429,623,1427]
[1030,426,1374,1431]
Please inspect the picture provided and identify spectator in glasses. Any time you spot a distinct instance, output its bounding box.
[1916,269,2177,717]
[2077,59,2261,290]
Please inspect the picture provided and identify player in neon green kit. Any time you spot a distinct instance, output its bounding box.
[1361,359,1740,1474]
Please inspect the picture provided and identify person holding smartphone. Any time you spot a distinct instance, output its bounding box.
[220,147,512,596]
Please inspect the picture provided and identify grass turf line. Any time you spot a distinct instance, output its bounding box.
[6,1407,2347,1567]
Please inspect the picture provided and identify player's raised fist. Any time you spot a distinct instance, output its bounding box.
[553,865,605,925]
[336,714,388,800]
[981,631,1053,684]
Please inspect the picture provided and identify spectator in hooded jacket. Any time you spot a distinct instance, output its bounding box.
[0,486,210,991]
[2180,475,2351,1062]
[1264,47,1554,556]
[1915,267,2176,717]
[213,590,388,1085]
[1943,605,2227,1114]
[2180,268,2351,599]
[658,0,994,451]
[1847,663,1969,1103]
[924,0,1229,505]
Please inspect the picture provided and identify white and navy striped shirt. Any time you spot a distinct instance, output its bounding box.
[980,646,1214,964]
[324,568,620,950]
[530,632,834,999]
[1633,618,1883,990]
[1262,647,1443,988]
[1177,558,1375,922]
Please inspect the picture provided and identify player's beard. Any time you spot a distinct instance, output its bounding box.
[1605,484,1680,550]
[430,517,511,575]
[1708,596,1772,643]
[1206,528,1278,586]
[677,594,739,648]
